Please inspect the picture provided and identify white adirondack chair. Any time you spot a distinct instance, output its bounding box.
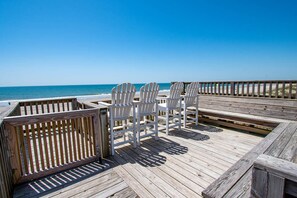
[134,82,159,145]
[181,82,199,127]
[157,82,184,135]
[99,83,136,155]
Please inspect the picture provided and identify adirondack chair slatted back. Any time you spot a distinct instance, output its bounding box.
[111,83,136,119]
[184,82,199,106]
[167,82,184,108]
[139,83,160,114]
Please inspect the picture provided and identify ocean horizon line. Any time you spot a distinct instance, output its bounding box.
[0,89,171,104]
[0,83,171,101]
[0,82,171,88]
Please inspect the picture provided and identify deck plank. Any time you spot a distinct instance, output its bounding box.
[202,122,289,198]
[117,147,187,198]
[109,187,139,198]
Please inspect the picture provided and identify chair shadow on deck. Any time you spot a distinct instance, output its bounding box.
[114,136,189,168]
[190,123,223,133]
[167,128,210,141]
[13,161,111,198]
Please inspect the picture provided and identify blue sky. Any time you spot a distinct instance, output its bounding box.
[0,0,296,86]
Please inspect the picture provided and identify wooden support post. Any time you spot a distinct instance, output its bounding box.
[230,82,235,96]
[269,82,272,98]
[210,82,213,94]
[258,82,261,97]
[251,168,268,198]
[282,82,285,98]
[10,103,21,116]
[241,82,244,96]
[4,124,22,184]
[267,173,285,198]
[99,107,109,158]
[183,83,186,95]
[275,82,279,98]
[218,82,221,95]
[295,81,297,99]
[253,154,297,198]
[71,98,78,110]
[93,109,102,162]
[203,83,206,94]
[263,82,266,97]
[288,82,292,99]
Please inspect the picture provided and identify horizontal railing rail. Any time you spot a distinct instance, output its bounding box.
[18,98,78,115]
[4,108,102,184]
[173,80,297,99]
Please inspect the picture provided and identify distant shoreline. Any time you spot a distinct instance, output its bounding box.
[0,90,170,104]
[0,83,171,102]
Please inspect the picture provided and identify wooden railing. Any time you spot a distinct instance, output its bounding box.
[0,122,13,198]
[19,98,78,115]
[252,154,297,197]
[175,80,297,99]
[3,108,102,184]
[0,103,20,198]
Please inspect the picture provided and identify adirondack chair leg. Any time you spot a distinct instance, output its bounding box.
[143,116,146,137]
[110,117,115,156]
[195,104,199,126]
[123,119,127,142]
[137,114,141,146]
[166,109,169,135]
[154,111,159,140]
[133,107,137,148]
[179,101,182,130]
[183,105,187,128]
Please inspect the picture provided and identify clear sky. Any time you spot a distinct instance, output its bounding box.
[0,0,296,86]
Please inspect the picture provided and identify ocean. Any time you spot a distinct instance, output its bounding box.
[0,83,171,101]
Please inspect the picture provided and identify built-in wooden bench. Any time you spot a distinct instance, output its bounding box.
[202,122,297,198]
[198,95,297,135]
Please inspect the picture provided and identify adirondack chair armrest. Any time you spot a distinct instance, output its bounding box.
[156,96,168,100]
[132,100,141,106]
[166,97,182,103]
[182,95,198,99]
[98,101,112,107]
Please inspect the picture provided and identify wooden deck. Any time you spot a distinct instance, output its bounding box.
[202,122,297,198]
[13,124,263,198]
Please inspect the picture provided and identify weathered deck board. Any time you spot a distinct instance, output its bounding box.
[203,122,297,198]
[13,124,262,198]
[202,122,289,198]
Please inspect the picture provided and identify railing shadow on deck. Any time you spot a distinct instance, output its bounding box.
[13,161,111,198]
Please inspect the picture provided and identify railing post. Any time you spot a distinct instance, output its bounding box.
[93,110,101,162]
[99,107,110,158]
[71,98,78,110]
[230,82,235,96]
[4,123,21,184]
